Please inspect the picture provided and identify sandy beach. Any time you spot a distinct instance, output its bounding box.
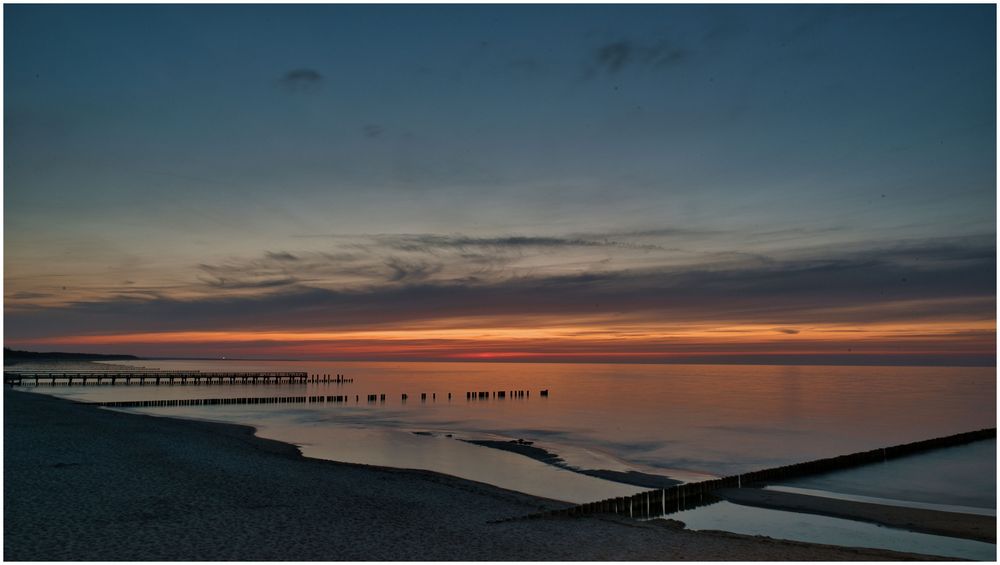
[4,389,958,561]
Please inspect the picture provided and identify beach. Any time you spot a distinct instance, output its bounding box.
[4,389,954,561]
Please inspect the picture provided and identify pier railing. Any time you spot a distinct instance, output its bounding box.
[507,427,997,521]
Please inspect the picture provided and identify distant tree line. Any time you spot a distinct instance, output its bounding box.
[3,348,139,361]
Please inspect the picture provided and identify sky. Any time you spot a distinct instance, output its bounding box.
[4,4,996,364]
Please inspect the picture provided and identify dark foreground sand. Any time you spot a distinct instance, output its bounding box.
[4,390,948,561]
[716,488,996,543]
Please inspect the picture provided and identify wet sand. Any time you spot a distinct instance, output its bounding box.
[463,439,682,489]
[5,390,951,561]
[717,488,996,543]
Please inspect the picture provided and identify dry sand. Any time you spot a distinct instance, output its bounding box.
[715,487,996,543]
[4,389,951,561]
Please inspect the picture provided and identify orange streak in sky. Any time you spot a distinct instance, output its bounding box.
[10,317,995,361]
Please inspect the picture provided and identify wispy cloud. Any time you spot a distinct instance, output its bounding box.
[265,251,300,262]
[370,233,665,253]
[588,38,687,76]
[7,291,51,300]
[384,257,443,283]
[279,68,323,91]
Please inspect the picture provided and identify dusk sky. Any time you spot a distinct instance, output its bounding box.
[4,4,996,364]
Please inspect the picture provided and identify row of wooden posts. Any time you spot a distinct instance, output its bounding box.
[466,389,548,400]
[510,427,997,522]
[309,374,353,383]
[92,395,360,408]
[90,390,554,408]
[402,393,450,401]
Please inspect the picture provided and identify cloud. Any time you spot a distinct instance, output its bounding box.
[774,328,800,335]
[590,39,687,76]
[201,275,299,290]
[8,291,51,300]
[6,235,994,342]
[363,124,383,138]
[280,68,323,91]
[265,251,299,262]
[600,227,720,238]
[370,233,664,253]
[596,41,632,74]
[198,257,300,289]
[384,257,443,283]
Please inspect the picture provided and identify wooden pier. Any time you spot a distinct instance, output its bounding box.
[506,427,997,521]
[5,371,308,386]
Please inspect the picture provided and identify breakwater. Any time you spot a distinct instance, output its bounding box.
[467,389,545,400]
[88,389,553,408]
[309,373,353,383]
[510,427,997,521]
[90,395,356,408]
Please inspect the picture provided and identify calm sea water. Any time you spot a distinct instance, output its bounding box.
[13,360,996,504]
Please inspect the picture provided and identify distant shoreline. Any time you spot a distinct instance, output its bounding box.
[3,348,139,363]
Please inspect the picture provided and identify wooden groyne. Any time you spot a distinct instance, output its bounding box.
[92,394,357,408]
[466,390,538,400]
[89,388,554,408]
[509,427,997,521]
[308,373,353,383]
[5,371,309,386]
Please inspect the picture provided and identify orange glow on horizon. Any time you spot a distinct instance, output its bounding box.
[9,317,995,362]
